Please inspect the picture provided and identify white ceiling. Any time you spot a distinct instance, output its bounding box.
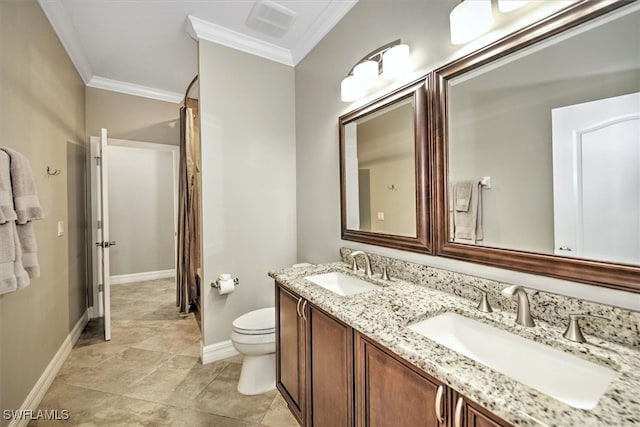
[38,0,358,103]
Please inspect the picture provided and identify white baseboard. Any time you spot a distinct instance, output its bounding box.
[110,269,175,285]
[8,310,88,427]
[201,340,239,364]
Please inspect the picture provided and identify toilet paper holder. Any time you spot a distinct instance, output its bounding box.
[211,277,240,289]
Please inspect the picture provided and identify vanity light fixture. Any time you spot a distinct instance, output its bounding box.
[353,60,379,89]
[383,43,411,80]
[449,0,494,45]
[498,0,529,13]
[340,39,411,102]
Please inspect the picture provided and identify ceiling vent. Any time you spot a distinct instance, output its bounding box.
[246,0,297,38]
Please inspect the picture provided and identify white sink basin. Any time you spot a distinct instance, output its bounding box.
[305,272,380,296]
[408,312,616,409]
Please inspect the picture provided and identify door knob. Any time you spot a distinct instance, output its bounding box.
[95,241,117,248]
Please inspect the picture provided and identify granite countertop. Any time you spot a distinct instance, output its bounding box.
[269,262,640,427]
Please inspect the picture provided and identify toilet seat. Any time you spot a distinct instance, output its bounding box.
[231,330,275,345]
[232,307,275,335]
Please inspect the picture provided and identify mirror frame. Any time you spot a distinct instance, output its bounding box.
[339,78,433,254]
[433,0,640,293]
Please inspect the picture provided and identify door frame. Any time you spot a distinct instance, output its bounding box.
[88,136,180,320]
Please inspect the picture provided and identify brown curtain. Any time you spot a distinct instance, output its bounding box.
[177,98,201,313]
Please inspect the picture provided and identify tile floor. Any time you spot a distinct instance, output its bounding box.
[29,278,299,426]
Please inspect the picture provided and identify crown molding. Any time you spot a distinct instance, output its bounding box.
[291,0,358,64]
[87,76,184,104]
[186,15,295,66]
[38,0,93,83]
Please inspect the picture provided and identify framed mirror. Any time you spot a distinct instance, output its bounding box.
[339,79,432,253]
[434,0,640,292]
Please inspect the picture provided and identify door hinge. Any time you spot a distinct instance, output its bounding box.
[98,284,104,292]
[95,156,101,166]
[97,220,102,229]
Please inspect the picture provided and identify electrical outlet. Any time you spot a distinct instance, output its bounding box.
[377,212,385,220]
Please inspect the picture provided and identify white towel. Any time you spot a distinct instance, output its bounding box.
[0,147,43,293]
[0,221,18,294]
[0,147,44,223]
[0,150,17,224]
[455,180,474,212]
[17,222,40,279]
[0,221,29,294]
[453,181,483,244]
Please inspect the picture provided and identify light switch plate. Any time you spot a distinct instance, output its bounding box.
[57,221,64,236]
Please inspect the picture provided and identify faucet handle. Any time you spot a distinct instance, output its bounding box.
[349,250,362,272]
[476,291,493,313]
[463,284,493,313]
[381,266,391,281]
[563,314,610,343]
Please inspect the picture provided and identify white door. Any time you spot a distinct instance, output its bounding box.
[552,92,640,265]
[90,128,114,340]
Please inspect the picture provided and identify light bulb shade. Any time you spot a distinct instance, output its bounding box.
[383,44,410,80]
[498,0,529,13]
[341,75,364,102]
[450,0,494,45]
[353,60,379,89]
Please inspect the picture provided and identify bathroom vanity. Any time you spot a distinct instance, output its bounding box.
[277,279,507,427]
[271,255,640,427]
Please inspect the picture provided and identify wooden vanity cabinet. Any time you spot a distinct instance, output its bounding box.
[307,301,354,427]
[275,282,354,427]
[276,282,510,427]
[355,332,448,427]
[276,284,307,425]
[355,333,512,427]
[451,391,511,427]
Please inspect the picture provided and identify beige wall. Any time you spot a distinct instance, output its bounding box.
[199,40,297,346]
[86,87,179,145]
[0,0,86,421]
[294,0,638,308]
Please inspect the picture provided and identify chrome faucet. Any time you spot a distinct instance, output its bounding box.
[350,251,373,277]
[501,285,535,327]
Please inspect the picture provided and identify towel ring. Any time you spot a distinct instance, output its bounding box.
[46,166,61,176]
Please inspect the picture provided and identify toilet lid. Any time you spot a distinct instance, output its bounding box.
[233,307,275,334]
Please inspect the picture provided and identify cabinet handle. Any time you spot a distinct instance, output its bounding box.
[435,385,445,424]
[454,397,464,427]
[296,298,302,318]
[301,300,308,321]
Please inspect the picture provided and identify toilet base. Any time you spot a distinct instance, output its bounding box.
[237,353,276,395]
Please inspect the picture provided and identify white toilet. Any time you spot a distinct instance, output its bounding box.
[231,306,276,395]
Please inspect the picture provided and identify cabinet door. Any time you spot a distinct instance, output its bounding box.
[355,333,446,427]
[308,304,354,427]
[276,283,306,424]
[453,394,513,427]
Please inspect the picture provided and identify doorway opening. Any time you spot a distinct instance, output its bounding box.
[89,132,180,340]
